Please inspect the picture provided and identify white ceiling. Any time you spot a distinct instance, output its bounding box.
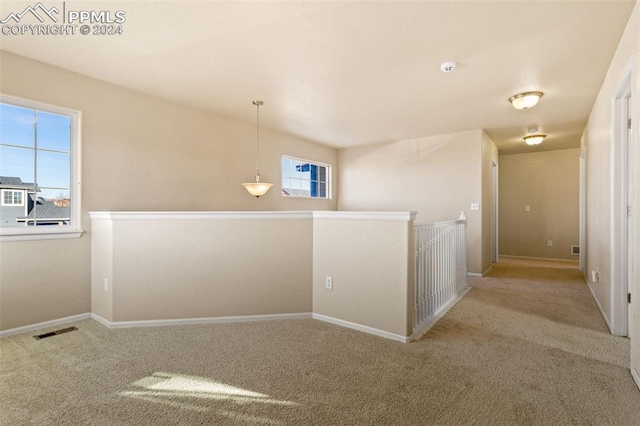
[0,1,635,154]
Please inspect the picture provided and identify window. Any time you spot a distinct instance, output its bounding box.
[1,189,24,206]
[281,156,330,198]
[0,95,82,241]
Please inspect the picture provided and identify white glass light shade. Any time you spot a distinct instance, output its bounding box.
[509,92,543,110]
[242,181,273,198]
[523,134,546,146]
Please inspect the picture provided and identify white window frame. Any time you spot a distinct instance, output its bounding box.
[0,94,82,242]
[281,155,331,199]
[1,189,25,206]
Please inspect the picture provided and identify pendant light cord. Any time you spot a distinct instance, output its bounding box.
[253,100,263,179]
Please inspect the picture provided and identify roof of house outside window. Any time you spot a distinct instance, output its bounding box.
[17,196,69,222]
[0,176,40,191]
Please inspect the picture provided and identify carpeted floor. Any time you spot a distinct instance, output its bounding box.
[2,259,639,425]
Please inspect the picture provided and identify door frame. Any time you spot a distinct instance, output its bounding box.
[611,57,635,337]
[579,145,586,273]
[492,161,498,263]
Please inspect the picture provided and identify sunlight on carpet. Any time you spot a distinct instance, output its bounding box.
[117,372,298,423]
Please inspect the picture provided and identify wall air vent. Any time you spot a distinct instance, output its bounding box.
[34,326,78,340]
[571,245,580,255]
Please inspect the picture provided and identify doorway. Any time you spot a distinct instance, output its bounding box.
[491,161,498,263]
[611,59,635,340]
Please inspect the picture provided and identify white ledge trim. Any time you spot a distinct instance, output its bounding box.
[0,229,83,242]
[314,211,417,221]
[89,211,418,222]
[89,211,313,221]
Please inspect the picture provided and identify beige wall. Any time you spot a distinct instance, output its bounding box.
[499,148,580,260]
[91,213,313,322]
[312,217,413,337]
[91,218,113,321]
[338,129,494,275]
[582,2,637,321]
[0,238,90,330]
[581,1,640,375]
[89,211,416,340]
[0,51,338,331]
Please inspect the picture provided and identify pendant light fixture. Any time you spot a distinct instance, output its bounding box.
[508,91,544,110]
[242,100,273,198]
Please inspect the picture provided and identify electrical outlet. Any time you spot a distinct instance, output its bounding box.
[325,276,333,290]
[525,205,531,212]
[547,240,553,247]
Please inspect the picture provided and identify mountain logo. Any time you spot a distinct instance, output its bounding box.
[1,2,60,24]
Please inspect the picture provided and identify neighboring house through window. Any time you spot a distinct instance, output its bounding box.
[281,156,330,198]
[0,95,81,241]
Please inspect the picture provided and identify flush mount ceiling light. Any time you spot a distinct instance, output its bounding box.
[509,91,544,110]
[523,134,546,146]
[242,100,273,198]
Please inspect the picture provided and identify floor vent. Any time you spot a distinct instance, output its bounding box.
[34,326,78,340]
[571,245,580,255]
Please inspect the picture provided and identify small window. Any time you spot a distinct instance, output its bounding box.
[0,95,82,241]
[282,156,330,199]
[1,189,24,206]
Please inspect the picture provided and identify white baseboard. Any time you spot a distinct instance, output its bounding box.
[499,254,579,264]
[410,286,471,341]
[0,313,91,338]
[92,312,312,329]
[90,313,111,327]
[585,278,613,333]
[467,266,492,278]
[312,313,410,343]
[632,368,640,391]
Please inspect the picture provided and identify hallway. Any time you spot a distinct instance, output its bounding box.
[428,257,640,423]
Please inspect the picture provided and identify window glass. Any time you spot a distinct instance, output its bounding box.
[281,156,330,198]
[0,103,35,148]
[0,97,78,232]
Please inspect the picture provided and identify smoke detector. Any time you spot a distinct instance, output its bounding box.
[441,61,457,73]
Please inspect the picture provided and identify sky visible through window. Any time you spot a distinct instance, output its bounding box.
[282,157,312,194]
[0,103,71,200]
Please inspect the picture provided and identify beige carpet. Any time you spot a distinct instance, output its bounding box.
[2,260,639,425]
